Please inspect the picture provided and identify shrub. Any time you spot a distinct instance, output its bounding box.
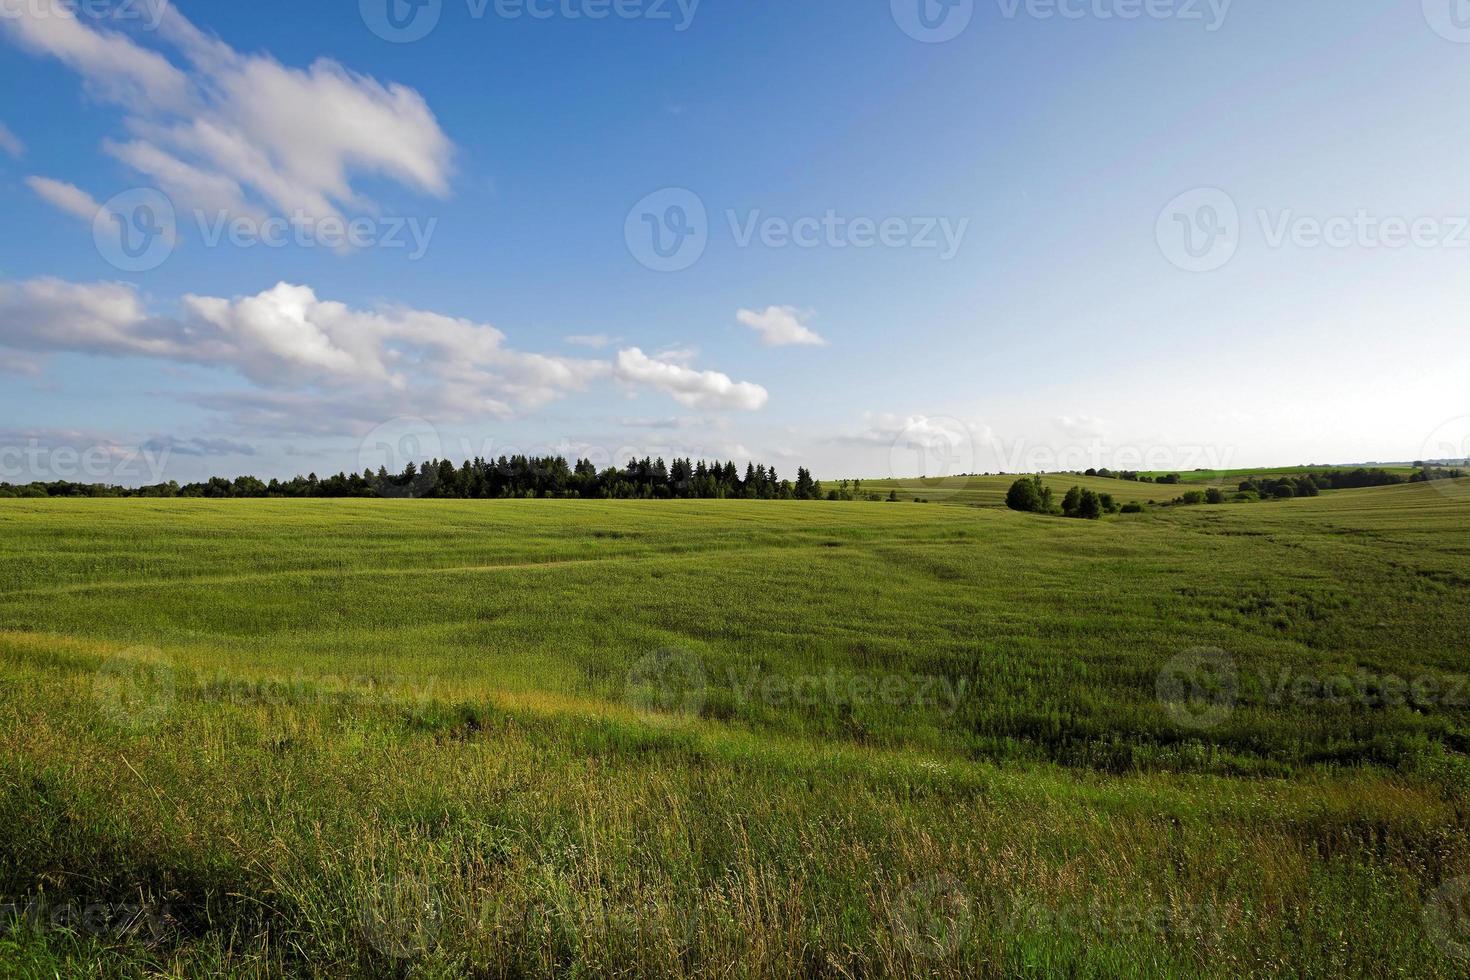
[1121,502,1144,514]
[1005,476,1051,514]
[1179,490,1206,506]
[1205,487,1225,504]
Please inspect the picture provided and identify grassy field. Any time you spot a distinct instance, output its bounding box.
[861,467,1427,507]
[858,473,1163,507]
[1140,466,1421,486]
[2,483,1469,976]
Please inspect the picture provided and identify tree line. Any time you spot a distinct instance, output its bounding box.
[0,456,876,501]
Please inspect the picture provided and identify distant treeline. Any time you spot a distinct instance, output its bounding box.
[0,456,880,501]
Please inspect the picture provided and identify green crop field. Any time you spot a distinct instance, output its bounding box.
[858,473,1164,507]
[2,483,1469,977]
[1141,466,1422,486]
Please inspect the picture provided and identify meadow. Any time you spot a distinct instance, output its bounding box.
[1,479,1469,977]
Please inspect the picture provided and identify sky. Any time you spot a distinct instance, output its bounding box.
[2,0,1469,486]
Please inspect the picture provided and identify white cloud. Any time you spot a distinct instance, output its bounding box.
[736,306,827,347]
[103,138,257,218]
[0,278,181,357]
[0,122,23,158]
[2,0,453,227]
[25,176,101,222]
[2,2,191,111]
[0,279,605,422]
[613,347,769,411]
[0,277,770,431]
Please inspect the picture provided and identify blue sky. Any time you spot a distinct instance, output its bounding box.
[2,0,1468,485]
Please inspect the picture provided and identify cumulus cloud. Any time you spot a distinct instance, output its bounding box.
[26,176,101,222]
[613,347,769,411]
[2,0,453,226]
[0,278,769,433]
[0,122,23,158]
[736,306,827,347]
[0,279,606,424]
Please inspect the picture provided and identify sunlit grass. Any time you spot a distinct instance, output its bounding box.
[1,485,1467,976]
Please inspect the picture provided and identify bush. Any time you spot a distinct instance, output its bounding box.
[1179,490,1206,505]
[1121,502,1144,514]
[1059,486,1104,520]
[1005,476,1051,514]
[1205,487,1225,504]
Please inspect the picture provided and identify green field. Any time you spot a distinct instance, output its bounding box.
[859,473,1164,507]
[1141,466,1421,486]
[2,484,1469,976]
[862,468,1427,507]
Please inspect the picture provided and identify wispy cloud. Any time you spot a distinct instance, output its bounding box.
[139,435,256,457]
[25,176,101,222]
[2,0,454,227]
[0,122,23,158]
[736,306,827,347]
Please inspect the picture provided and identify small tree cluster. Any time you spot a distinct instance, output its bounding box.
[1005,475,1053,513]
[1006,477,1118,520]
[1061,486,1117,519]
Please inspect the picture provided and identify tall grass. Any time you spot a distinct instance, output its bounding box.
[1,484,1467,975]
